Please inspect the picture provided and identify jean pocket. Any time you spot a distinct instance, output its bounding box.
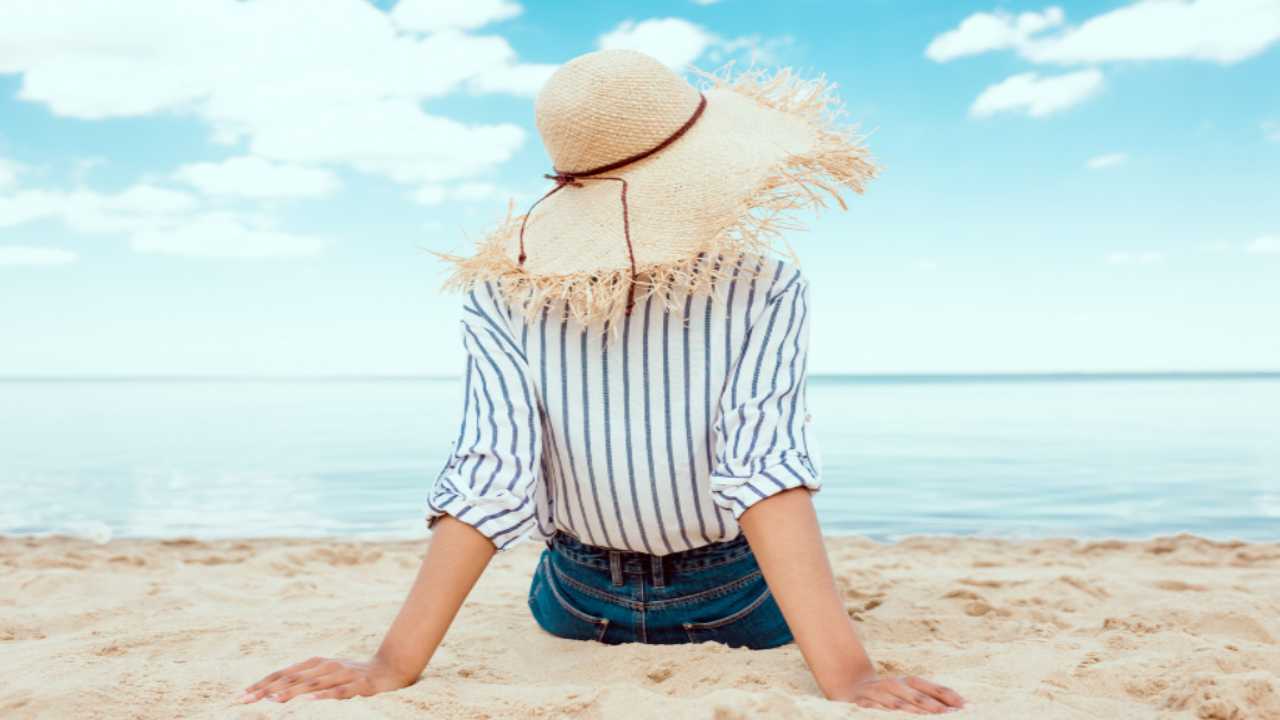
[681,574,791,649]
[528,553,610,643]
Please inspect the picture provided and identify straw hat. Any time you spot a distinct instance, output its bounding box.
[437,48,878,324]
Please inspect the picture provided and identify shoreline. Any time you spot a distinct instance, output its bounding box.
[3,534,1278,718]
[6,529,1277,545]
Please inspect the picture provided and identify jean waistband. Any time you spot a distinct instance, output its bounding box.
[546,530,753,576]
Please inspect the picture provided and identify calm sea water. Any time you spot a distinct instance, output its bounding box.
[2,376,1277,543]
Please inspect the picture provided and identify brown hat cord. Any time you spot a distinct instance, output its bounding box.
[517,93,708,316]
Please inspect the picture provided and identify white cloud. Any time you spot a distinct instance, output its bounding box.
[691,0,722,5]
[467,62,559,97]
[1023,0,1280,65]
[70,156,106,184]
[1086,152,1128,169]
[0,245,78,266]
[708,33,794,66]
[1247,235,1280,255]
[1,0,531,184]
[96,185,197,215]
[926,7,1065,62]
[598,18,719,69]
[390,0,522,33]
[414,186,447,206]
[930,1,1280,117]
[0,182,323,259]
[452,182,498,202]
[1107,251,1165,265]
[130,213,328,259]
[0,156,23,189]
[248,97,523,185]
[413,182,501,206]
[0,190,59,228]
[0,184,198,234]
[930,0,1280,66]
[596,17,787,70]
[1263,121,1280,142]
[970,69,1104,118]
[173,156,340,199]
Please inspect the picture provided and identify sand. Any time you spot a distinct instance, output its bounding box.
[2,533,1278,720]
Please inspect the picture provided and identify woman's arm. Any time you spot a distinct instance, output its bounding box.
[739,487,966,714]
[374,515,497,683]
[237,515,496,703]
[239,285,540,704]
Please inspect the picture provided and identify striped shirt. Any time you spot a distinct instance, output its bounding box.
[424,254,821,555]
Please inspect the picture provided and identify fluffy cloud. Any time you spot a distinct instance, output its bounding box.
[970,69,1104,118]
[0,156,23,189]
[249,98,523,185]
[930,1,1280,117]
[0,0,532,184]
[0,245,79,266]
[0,183,322,259]
[1107,251,1165,265]
[709,33,794,66]
[0,184,198,234]
[1086,152,1128,169]
[413,182,501,206]
[926,7,1065,62]
[390,0,522,33]
[1021,0,1280,65]
[451,183,499,202]
[70,157,106,185]
[598,18,720,69]
[467,63,560,97]
[1247,236,1280,255]
[173,156,341,199]
[413,186,448,206]
[929,0,1280,66]
[130,213,327,259]
[596,17,786,70]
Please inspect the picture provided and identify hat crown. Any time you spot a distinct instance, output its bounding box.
[534,50,702,175]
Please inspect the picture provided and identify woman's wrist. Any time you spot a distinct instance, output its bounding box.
[815,653,878,700]
[371,648,426,687]
[807,617,878,699]
[821,665,879,701]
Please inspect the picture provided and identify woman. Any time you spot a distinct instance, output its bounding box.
[238,49,966,714]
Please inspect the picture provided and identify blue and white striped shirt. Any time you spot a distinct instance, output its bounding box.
[424,254,821,555]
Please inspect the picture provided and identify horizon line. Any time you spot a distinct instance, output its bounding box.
[1,370,1278,384]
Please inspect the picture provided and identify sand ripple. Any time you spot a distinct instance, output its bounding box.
[1,533,1277,719]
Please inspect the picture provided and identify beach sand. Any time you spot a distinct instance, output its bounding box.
[2,534,1278,720]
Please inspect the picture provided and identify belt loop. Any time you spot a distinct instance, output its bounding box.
[609,551,623,586]
[650,555,665,588]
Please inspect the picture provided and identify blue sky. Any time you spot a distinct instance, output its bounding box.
[1,0,1278,376]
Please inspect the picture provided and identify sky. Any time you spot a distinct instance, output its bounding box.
[1,0,1278,376]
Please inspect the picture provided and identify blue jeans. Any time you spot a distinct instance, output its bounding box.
[527,530,794,649]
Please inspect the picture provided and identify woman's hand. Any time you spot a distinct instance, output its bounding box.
[834,674,966,714]
[235,655,416,703]
[737,491,966,714]
[233,518,496,705]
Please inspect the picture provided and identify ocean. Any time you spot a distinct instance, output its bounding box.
[2,375,1277,543]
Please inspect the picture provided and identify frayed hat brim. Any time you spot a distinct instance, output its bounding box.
[433,62,879,326]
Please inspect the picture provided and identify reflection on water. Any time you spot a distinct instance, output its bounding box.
[1,376,1277,542]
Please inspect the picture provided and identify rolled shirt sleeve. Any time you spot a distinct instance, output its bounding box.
[425,284,542,551]
[710,267,821,519]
